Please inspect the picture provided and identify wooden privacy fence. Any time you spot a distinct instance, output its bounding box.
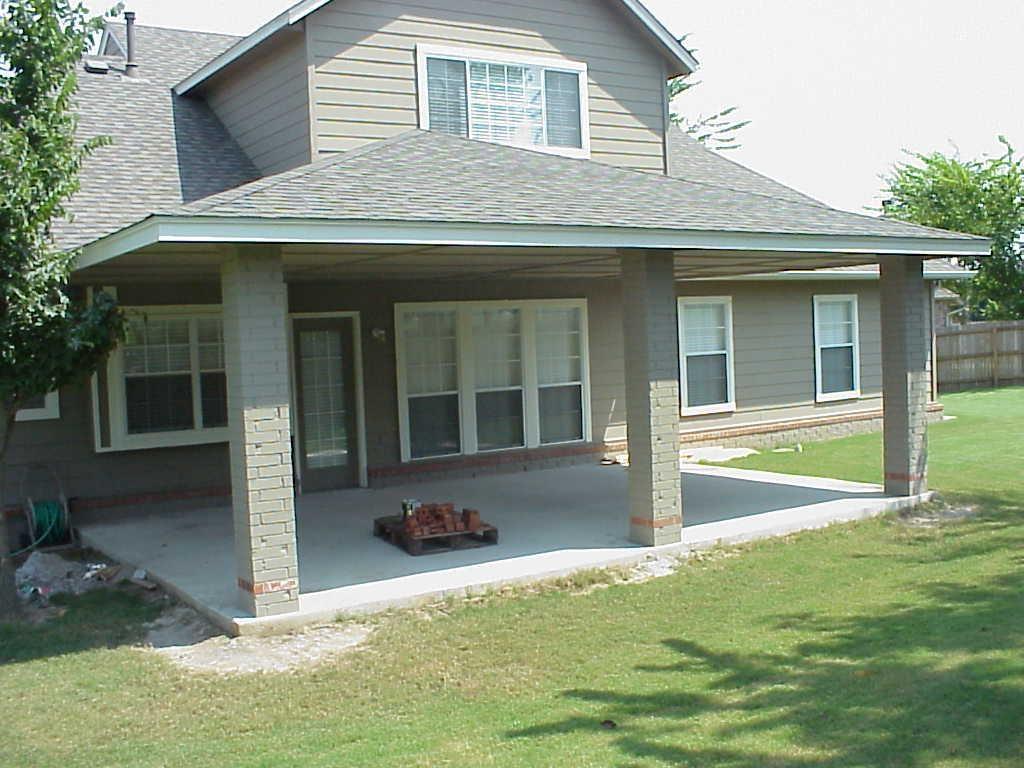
[936,321,1024,392]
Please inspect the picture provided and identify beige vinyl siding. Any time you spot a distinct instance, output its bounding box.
[306,0,668,172]
[202,31,311,176]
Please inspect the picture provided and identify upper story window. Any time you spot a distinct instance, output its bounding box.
[416,44,591,159]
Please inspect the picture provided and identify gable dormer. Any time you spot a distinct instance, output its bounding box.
[178,0,695,175]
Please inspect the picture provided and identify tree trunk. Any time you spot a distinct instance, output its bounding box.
[0,411,20,621]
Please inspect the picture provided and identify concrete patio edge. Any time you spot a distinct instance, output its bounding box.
[79,466,934,637]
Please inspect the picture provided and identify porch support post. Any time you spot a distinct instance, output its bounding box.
[879,255,930,497]
[620,249,683,546]
[221,247,299,617]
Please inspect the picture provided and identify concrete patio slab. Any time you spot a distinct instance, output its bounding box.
[78,463,929,635]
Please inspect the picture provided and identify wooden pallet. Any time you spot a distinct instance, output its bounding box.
[373,515,499,556]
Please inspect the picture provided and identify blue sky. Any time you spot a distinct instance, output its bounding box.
[89,0,1024,213]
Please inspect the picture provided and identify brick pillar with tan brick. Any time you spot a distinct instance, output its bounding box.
[880,255,931,497]
[621,249,683,545]
[221,247,299,617]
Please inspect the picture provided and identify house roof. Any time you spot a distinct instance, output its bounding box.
[52,25,257,251]
[667,126,825,207]
[65,23,988,272]
[157,129,978,242]
[173,0,698,96]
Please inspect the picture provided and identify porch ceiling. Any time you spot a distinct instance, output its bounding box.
[75,241,883,283]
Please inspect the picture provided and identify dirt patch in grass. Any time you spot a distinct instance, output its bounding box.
[897,499,980,528]
[146,610,373,675]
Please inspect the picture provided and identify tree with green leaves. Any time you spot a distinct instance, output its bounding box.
[668,36,749,152]
[1,0,125,612]
[883,138,1024,320]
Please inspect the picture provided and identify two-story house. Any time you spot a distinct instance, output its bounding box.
[6,2,987,631]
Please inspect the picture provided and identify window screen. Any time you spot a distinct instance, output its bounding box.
[402,310,461,458]
[815,298,858,396]
[680,301,732,409]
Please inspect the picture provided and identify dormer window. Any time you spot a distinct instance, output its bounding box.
[416,45,591,159]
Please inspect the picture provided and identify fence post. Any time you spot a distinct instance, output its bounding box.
[991,326,1000,388]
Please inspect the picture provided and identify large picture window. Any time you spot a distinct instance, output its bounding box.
[813,295,860,402]
[106,309,229,450]
[417,44,590,158]
[678,297,735,415]
[396,300,590,462]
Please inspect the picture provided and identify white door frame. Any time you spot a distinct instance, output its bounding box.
[288,311,369,489]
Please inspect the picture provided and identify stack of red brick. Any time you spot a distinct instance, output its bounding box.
[404,503,481,538]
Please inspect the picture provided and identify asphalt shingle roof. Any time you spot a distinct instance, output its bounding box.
[163,129,978,242]
[60,23,983,259]
[53,24,257,251]
[666,125,825,207]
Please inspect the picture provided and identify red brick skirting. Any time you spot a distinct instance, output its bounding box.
[368,441,606,481]
[238,577,298,595]
[604,402,944,453]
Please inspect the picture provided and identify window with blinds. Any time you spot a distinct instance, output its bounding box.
[418,46,588,157]
[396,300,590,462]
[107,311,230,449]
[678,298,735,414]
[813,295,860,401]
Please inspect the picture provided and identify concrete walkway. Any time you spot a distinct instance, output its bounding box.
[79,463,927,635]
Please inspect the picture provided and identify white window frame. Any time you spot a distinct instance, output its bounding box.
[813,294,861,403]
[415,43,592,160]
[395,299,591,463]
[677,296,736,416]
[15,391,60,422]
[105,305,229,451]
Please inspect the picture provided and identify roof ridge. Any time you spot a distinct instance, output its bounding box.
[104,20,242,39]
[181,130,428,213]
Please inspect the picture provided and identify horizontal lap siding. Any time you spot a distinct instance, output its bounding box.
[307,0,668,171]
[4,276,895,509]
[203,32,311,175]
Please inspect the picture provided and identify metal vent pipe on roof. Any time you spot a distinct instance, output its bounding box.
[124,11,138,77]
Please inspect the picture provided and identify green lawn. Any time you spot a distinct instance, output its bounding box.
[2,388,1023,767]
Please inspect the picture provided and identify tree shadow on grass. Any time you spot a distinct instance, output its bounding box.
[507,557,1024,766]
[0,587,161,665]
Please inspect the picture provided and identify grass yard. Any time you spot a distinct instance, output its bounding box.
[1,388,1023,767]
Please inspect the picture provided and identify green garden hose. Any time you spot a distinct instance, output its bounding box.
[8,499,69,557]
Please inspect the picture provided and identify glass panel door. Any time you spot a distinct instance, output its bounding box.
[293,317,359,492]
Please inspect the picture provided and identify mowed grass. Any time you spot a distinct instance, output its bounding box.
[1,388,1022,767]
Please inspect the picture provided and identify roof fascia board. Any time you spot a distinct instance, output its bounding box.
[174,7,301,95]
[175,0,695,95]
[77,217,992,271]
[618,0,697,74]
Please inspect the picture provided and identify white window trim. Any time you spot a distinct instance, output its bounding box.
[15,391,60,422]
[415,43,592,160]
[104,305,229,452]
[813,294,861,403]
[395,299,591,463]
[678,296,736,416]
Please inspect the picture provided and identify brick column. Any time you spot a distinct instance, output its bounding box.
[880,255,930,497]
[221,248,299,617]
[621,250,683,545]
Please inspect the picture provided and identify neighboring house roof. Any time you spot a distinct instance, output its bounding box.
[173,0,698,96]
[53,24,257,251]
[156,129,977,242]
[935,285,963,299]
